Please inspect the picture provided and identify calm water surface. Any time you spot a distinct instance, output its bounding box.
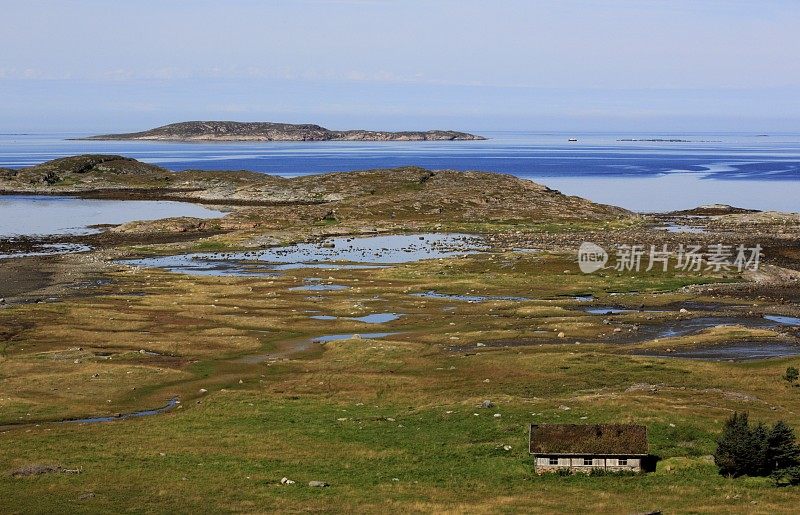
[0,195,225,238]
[1,131,799,212]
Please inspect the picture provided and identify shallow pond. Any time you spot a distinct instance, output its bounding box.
[310,313,401,324]
[0,195,225,238]
[635,342,800,361]
[121,233,484,276]
[312,332,398,343]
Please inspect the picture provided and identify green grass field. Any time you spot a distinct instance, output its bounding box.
[2,245,800,513]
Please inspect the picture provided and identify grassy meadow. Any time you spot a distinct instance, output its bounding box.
[2,245,800,513]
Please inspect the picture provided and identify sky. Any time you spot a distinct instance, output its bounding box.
[1,0,799,133]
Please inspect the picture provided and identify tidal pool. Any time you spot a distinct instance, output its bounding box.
[0,195,225,238]
[310,313,401,324]
[121,233,484,276]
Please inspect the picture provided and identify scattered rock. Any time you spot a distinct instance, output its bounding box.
[9,464,63,477]
[626,383,659,393]
[280,477,295,485]
[481,400,495,408]
[308,480,330,488]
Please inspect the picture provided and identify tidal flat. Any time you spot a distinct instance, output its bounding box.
[1,155,800,513]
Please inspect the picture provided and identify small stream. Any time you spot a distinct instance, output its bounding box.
[62,397,180,424]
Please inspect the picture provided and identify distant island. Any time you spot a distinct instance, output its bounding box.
[617,138,721,143]
[79,121,486,142]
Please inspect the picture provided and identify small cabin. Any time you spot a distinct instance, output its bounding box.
[529,423,648,474]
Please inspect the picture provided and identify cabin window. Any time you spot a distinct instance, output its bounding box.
[548,457,559,465]
[618,458,628,466]
[583,458,593,466]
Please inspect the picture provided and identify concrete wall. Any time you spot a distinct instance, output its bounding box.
[534,455,641,474]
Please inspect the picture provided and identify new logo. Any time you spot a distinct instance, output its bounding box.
[578,242,608,274]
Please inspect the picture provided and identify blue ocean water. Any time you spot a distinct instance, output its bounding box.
[1,131,798,212]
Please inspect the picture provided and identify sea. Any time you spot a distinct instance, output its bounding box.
[1,131,798,213]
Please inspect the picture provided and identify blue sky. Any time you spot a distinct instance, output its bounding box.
[1,0,799,132]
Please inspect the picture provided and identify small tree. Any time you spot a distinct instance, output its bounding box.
[784,366,799,385]
[714,412,755,477]
[750,422,771,476]
[768,421,800,472]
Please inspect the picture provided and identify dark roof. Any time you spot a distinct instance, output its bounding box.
[529,424,648,455]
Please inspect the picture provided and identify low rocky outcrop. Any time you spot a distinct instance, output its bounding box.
[0,155,630,223]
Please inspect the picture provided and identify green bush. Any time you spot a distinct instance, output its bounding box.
[784,366,799,384]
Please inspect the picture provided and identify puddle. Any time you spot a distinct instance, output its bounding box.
[352,313,401,323]
[764,315,800,326]
[62,397,179,424]
[573,294,595,302]
[120,233,484,276]
[635,342,800,361]
[312,332,398,343]
[310,313,401,324]
[0,195,224,238]
[413,290,529,302]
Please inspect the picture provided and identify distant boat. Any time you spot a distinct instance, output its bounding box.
[568,138,578,142]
